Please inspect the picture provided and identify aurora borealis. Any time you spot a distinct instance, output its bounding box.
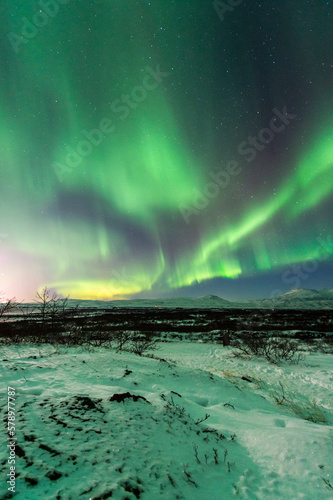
[1,0,333,301]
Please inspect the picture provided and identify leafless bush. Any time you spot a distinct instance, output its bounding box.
[34,287,79,325]
[272,382,328,423]
[34,287,59,322]
[77,329,159,355]
[164,396,188,419]
[233,333,306,364]
[57,324,86,346]
[112,331,134,352]
[316,336,333,354]
[126,331,160,356]
[83,329,113,348]
[0,294,16,320]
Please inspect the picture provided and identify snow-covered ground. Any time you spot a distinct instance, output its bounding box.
[1,342,332,499]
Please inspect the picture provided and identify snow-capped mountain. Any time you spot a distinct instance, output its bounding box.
[247,288,333,309]
[277,288,322,298]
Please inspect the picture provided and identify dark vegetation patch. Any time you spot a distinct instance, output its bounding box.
[15,445,26,458]
[39,443,60,456]
[68,396,104,413]
[109,392,150,404]
[24,477,38,486]
[46,470,63,481]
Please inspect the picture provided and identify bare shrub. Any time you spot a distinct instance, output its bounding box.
[0,295,16,320]
[127,331,160,356]
[35,287,59,323]
[112,331,134,352]
[272,382,328,424]
[83,329,113,348]
[233,333,306,364]
[316,335,333,354]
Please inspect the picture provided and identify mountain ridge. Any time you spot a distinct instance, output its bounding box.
[59,288,333,310]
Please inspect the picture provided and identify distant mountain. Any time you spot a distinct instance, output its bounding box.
[277,288,322,299]
[118,294,231,309]
[247,288,333,309]
[22,288,333,310]
[62,294,232,310]
[193,294,231,306]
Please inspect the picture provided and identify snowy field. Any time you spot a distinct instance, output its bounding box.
[1,342,333,499]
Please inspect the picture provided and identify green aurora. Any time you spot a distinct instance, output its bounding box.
[1,0,333,301]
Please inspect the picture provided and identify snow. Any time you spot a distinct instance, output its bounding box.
[279,289,322,297]
[1,342,333,499]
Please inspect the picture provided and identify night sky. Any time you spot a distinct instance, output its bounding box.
[1,0,333,302]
